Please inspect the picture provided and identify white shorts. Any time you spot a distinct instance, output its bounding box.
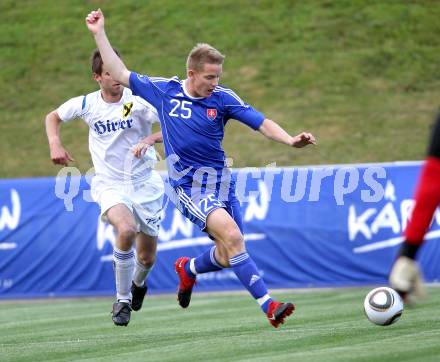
[91,171,164,236]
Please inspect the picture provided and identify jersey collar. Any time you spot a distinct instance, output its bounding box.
[182,79,205,100]
[99,88,125,105]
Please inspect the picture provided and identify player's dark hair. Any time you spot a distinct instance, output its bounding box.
[91,48,121,75]
[186,43,225,71]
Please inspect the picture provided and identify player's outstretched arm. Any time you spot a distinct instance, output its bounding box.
[45,110,75,166]
[258,118,316,148]
[85,9,131,87]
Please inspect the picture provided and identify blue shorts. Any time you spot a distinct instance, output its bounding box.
[174,183,243,233]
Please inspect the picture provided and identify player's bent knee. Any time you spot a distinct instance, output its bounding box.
[222,228,244,253]
[136,253,156,268]
[117,225,137,244]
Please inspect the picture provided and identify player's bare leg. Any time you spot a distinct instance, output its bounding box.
[205,209,245,259]
[131,233,157,311]
[107,204,137,326]
[211,243,231,267]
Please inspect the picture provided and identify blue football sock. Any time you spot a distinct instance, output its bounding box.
[229,252,272,313]
[184,246,223,278]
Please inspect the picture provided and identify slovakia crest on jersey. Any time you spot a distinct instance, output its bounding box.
[207,108,217,120]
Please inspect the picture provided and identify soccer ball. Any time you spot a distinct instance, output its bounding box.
[363,287,404,326]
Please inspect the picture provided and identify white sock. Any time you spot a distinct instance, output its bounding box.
[189,258,197,275]
[132,255,153,287]
[113,247,135,301]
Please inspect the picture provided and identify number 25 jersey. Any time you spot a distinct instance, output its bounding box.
[129,72,265,187]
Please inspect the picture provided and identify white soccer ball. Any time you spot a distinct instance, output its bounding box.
[364,287,404,326]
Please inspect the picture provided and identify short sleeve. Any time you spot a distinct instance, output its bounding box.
[57,96,86,122]
[222,89,265,130]
[136,96,160,124]
[129,72,163,109]
[150,107,160,123]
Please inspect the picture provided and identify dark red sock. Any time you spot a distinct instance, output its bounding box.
[405,156,440,244]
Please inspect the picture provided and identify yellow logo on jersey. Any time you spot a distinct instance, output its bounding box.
[123,102,133,118]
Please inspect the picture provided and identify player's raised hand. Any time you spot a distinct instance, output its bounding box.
[85,8,104,35]
[50,143,75,166]
[291,132,317,148]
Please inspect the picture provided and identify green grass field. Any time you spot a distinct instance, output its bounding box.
[2,2,440,360]
[1,287,440,361]
[1,0,440,177]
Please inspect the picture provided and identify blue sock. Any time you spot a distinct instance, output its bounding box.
[229,252,272,313]
[184,246,223,278]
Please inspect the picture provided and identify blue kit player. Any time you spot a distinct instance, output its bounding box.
[86,9,316,328]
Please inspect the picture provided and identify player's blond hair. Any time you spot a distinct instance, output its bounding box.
[186,43,225,72]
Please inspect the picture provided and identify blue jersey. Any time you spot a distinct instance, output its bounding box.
[129,72,265,187]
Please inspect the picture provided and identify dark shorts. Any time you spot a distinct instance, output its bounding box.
[174,183,243,233]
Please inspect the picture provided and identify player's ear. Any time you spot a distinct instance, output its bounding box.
[187,69,195,79]
[92,72,101,82]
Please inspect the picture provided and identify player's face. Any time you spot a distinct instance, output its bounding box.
[94,64,123,97]
[189,63,222,98]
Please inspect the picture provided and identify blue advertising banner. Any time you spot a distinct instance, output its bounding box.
[1,162,439,298]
